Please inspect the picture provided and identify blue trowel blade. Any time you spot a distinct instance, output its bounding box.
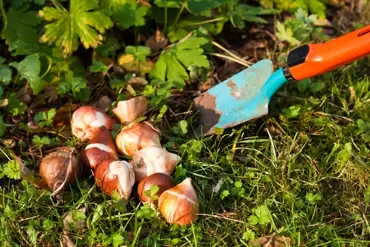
[193,59,288,135]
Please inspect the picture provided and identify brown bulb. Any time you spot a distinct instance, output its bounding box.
[79,128,118,170]
[71,105,118,142]
[137,173,175,205]
[113,96,148,124]
[94,160,135,200]
[158,177,199,225]
[115,121,161,156]
[39,147,80,197]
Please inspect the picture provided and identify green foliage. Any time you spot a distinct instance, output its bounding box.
[89,60,108,73]
[247,204,272,226]
[38,0,113,56]
[33,108,56,127]
[32,135,51,148]
[56,71,90,101]
[7,93,27,116]
[3,0,370,246]
[102,0,149,29]
[276,8,329,47]
[9,53,44,94]
[1,5,48,56]
[0,57,12,85]
[259,0,328,18]
[0,160,21,180]
[125,46,151,61]
[150,36,210,87]
[165,1,278,42]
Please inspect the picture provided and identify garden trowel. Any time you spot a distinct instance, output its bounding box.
[193,24,370,135]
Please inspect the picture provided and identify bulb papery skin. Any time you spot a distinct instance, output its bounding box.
[39,147,80,194]
[115,121,161,156]
[130,146,181,182]
[113,96,148,124]
[158,178,199,225]
[94,160,135,200]
[71,106,118,141]
[79,129,118,170]
[137,173,175,205]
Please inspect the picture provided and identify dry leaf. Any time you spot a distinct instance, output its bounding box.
[60,232,75,247]
[63,207,86,232]
[52,103,79,130]
[243,40,265,50]
[128,76,148,86]
[94,95,112,112]
[145,30,168,52]
[249,234,291,247]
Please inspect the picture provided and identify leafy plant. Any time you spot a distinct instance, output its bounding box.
[0,160,21,180]
[259,0,328,19]
[9,53,45,94]
[33,108,56,127]
[247,204,272,226]
[163,0,279,42]
[38,0,113,56]
[1,5,49,56]
[275,8,329,47]
[150,35,210,88]
[102,0,149,29]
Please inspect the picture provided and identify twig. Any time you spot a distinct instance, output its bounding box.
[313,111,354,122]
[207,53,251,67]
[197,213,247,224]
[212,41,253,66]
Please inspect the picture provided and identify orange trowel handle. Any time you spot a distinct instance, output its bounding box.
[285,24,370,81]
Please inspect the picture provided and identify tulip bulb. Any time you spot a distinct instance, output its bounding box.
[39,147,80,197]
[158,177,199,225]
[137,173,175,204]
[80,128,118,170]
[115,121,161,156]
[113,96,148,124]
[71,106,118,141]
[94,160,135,200]
[130,146,181,182]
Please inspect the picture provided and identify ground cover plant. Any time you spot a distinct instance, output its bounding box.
[0,0,370,246]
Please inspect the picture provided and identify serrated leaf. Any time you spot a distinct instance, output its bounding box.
[112,233,124,246]
[96,35,121,57]
[187,0,224,15]
[56,71,90,101]
[229,4,278,29]
[154,0,182,8]
[9,54,44,94]
[247,215,259,225]
[89,61,108,73]
[281,105,301,118]
[295,0,326,19]
[103,0,149,29]
[39,0,113,56]
[0,58,12,85]
[3,160,21,180]
[150,36,210,86]
[11,0,46,8]
[125,46,151,61]
[167,17,226,42]
[7,93,27,116]
[1,6,49,56]
[275,21,301,46]
[309,81,325,92]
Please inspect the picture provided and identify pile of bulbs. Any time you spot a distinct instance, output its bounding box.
[38,96,199,226]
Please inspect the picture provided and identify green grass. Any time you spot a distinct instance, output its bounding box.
[1,57,370,246]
